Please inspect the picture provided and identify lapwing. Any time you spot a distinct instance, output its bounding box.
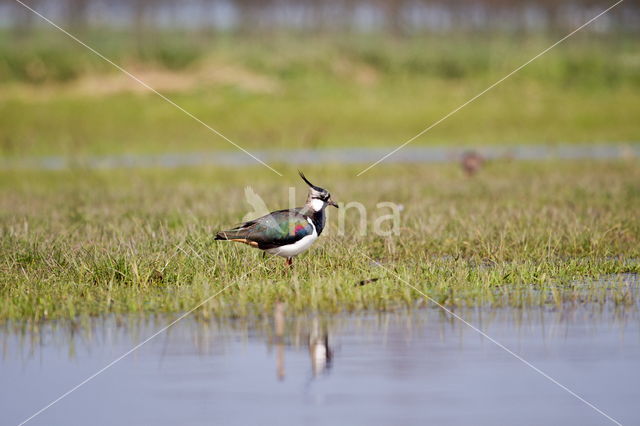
[460,150,485,177]
[215,172,338,267]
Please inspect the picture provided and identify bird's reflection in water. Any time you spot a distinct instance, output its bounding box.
[308,318,332,377]
[273,302,333,381]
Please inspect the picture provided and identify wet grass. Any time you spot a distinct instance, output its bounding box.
[1,160,638,321]
[1,33,639,157]
[1,30,638,321]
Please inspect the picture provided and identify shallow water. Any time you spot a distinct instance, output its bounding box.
[2,297,639,426]
[1,142,638,171]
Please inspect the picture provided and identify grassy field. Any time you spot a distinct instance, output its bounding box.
[1,160,638,321]
[0,31,638,322]
[1,32,639,157]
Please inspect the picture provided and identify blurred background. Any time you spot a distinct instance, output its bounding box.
[0,0,638,161]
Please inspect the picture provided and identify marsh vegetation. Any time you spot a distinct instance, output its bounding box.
[0,11,639,322]
[1,161,638,321]
[1,32,639,158]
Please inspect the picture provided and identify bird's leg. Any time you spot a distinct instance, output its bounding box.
[285,257,293,268]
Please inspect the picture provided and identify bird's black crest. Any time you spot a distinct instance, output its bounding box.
[298,170,323,192]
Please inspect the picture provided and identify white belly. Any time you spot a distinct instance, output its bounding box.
[265,227,318,258]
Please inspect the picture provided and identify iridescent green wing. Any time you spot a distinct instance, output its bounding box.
[219,209,313,249]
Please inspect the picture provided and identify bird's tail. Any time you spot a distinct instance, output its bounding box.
[215,231,229,240]
[215,229,247,240]
[216,220,257,241]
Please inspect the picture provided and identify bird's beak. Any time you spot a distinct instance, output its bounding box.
[328,199,339,208]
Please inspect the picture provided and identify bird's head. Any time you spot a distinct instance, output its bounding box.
[299,171,338,211]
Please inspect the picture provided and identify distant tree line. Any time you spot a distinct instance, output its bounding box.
[2,0,638,35]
